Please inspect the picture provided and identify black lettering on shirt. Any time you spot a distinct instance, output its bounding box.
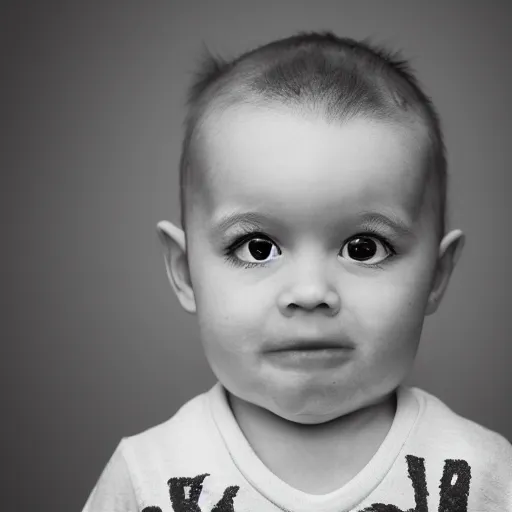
[168,473,239,512]
[141,455,471,511]
[359,456,471,512]
[211,485,240,512]
[168,473,209,511]
[359,455,428,511]
[438,459,471,512]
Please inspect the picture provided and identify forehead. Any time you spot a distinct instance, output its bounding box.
[194,106,430,231]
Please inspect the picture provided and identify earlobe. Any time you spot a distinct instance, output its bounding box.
[156,220,197,314]
[426,229,465,316]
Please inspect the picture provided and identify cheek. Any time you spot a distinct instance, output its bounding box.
[194,268,268,353]
[193,269,270,395]
[349,266,433,351]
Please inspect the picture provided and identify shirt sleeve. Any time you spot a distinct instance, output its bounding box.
[82,440,139,512]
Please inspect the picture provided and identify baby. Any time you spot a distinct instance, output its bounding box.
[83,32,512,511]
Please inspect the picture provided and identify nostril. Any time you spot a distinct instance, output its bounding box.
[289,302,330,311]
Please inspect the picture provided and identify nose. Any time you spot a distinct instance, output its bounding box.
[277,263,341,317]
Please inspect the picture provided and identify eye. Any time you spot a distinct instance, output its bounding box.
[340,235,392,265]
[233,236,281,264]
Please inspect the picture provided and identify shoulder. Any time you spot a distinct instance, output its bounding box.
[82,387,219,511]
[120,386,214,462]
[408,387,512,467]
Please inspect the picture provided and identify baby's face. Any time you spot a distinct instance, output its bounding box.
[186,107,440,423]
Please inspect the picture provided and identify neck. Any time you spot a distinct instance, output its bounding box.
[227,390,397,492]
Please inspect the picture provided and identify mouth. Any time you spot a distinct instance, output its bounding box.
[264,341,353,369]
[265,339,354,353]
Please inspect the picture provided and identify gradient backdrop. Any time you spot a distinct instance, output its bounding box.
[3,2,511,510]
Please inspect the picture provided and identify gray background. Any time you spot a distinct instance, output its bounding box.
[3,2,511,510]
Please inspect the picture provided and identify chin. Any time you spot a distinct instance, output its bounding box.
[262,382,352,424]
[283,409,347,425]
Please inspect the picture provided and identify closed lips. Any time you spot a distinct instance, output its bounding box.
[267,340,353,351]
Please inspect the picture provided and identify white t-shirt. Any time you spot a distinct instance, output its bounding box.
[83,383,512,511]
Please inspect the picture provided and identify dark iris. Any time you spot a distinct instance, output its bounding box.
[248,239,272,260]
[347,237,377,261]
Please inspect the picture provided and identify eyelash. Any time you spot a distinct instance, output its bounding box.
[222,229,397,270]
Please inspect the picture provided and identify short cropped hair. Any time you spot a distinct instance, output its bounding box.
[178,31,447,239]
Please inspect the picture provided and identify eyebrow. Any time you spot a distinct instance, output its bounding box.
[211,210,415,239]
[356,211,415,239]
[212,211,280,233]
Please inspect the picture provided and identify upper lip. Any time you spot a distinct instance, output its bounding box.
[265,338,354,352]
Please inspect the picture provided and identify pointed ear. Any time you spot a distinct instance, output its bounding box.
[426,229,465,315]
[156,220,197,314]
